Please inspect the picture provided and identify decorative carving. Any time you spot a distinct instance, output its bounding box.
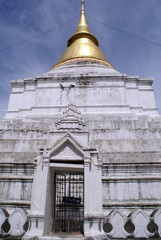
[104,210,128,238]
[8,209,28,237]
[50,132,84,161]
[53,144,83,160]
[0,208,9,236]
[152,208,161,236]
[55,104,86,130]
[1,207,161,239]
[130,209,150,238]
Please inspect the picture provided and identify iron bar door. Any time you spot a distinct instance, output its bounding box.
[54,173,84,233]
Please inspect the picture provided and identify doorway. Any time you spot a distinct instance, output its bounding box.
[54,173,84,234]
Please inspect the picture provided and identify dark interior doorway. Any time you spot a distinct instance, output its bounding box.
[54,173,84,234]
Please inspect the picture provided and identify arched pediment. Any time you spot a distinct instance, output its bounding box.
[50,133,84,162]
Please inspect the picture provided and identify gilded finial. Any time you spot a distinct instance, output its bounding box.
[50,0,114,70]
[81,0,84,12]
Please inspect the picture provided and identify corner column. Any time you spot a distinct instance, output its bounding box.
[23,149,52,239]
[84,149,107,239]
[84,151,92,237]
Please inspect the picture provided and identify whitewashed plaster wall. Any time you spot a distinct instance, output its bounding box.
[1,112,161,213]
[1,61,161,237]
[5,62,158,118]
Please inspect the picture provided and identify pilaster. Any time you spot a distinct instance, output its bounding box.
[23,149,51,239]
[84,149,107,239]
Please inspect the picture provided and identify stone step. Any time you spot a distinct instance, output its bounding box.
[40,233,85,240]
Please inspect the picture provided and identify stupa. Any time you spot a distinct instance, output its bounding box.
[1,1,161,239]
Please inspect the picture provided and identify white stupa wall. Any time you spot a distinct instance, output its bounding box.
[5,63,158,118]
[1,62,161,239]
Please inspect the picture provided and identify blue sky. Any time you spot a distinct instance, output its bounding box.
[0,0,161,118]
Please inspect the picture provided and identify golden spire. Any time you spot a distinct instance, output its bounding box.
[74,0,92,38]
[51,0,114,70]
[81,0,84,11]
[74,0,91,36]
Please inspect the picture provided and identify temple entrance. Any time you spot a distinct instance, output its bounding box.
[54,173,84,234]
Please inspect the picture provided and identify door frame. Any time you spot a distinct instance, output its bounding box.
[50,163,84,233]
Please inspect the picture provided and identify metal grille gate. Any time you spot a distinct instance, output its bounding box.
[54,173,84,233]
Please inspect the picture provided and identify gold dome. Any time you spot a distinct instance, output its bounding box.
[51,0,114,70]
